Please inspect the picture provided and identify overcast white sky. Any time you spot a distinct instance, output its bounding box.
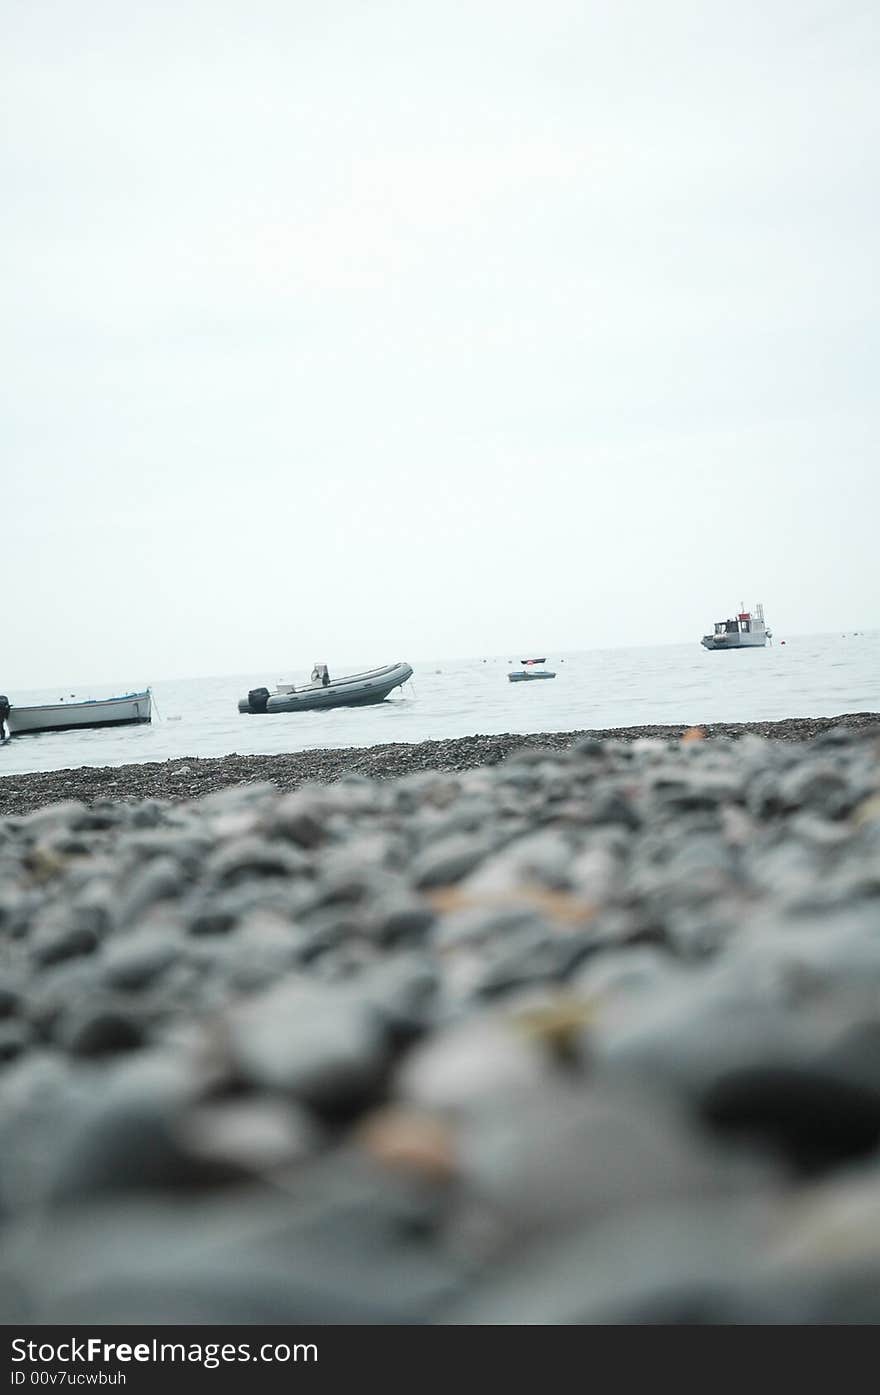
[3,0,878,687]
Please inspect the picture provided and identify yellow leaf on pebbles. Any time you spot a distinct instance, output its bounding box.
[24,845,69,883]
[681,726,706,743]
[509,994,596,1065]
[424,883,597,929]
[356,1107,459,1183]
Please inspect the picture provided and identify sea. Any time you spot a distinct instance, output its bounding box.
[2,631,878,777]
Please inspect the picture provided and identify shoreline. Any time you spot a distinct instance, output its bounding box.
[1,710,878,816]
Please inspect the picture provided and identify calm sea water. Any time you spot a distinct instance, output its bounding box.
[2,631,878,777]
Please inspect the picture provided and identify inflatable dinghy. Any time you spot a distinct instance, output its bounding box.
[239,662,413,714]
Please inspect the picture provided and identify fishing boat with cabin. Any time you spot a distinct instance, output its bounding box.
[701,603,772,650]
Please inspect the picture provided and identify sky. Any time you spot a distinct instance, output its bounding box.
[3,0,878,687]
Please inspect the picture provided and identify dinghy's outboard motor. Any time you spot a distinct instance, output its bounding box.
[0,696,10,741]
[247,687,271,714]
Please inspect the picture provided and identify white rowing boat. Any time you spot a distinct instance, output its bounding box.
[4,690,152,737]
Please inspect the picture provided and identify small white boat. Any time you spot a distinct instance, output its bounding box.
[4,690,152,737]
[701,603,772,650]
[239,662,413,714]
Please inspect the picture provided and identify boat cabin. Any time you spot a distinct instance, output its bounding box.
[714,611,754,636]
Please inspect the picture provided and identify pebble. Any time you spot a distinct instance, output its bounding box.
[411,834,499,889]
[100,926,182,991]
[62,1004,146,1058]
[220,978,390,1116]
[0,985,21,1018]
[113,856,183,929]
[0,1021,28,1064]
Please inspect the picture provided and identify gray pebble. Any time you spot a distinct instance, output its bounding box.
[411,835,496,889]
[221,978,389,1115]
[101,926,182,991]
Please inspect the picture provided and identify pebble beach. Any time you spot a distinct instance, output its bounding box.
[2,712,878,817]
[2,711,880,1322]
